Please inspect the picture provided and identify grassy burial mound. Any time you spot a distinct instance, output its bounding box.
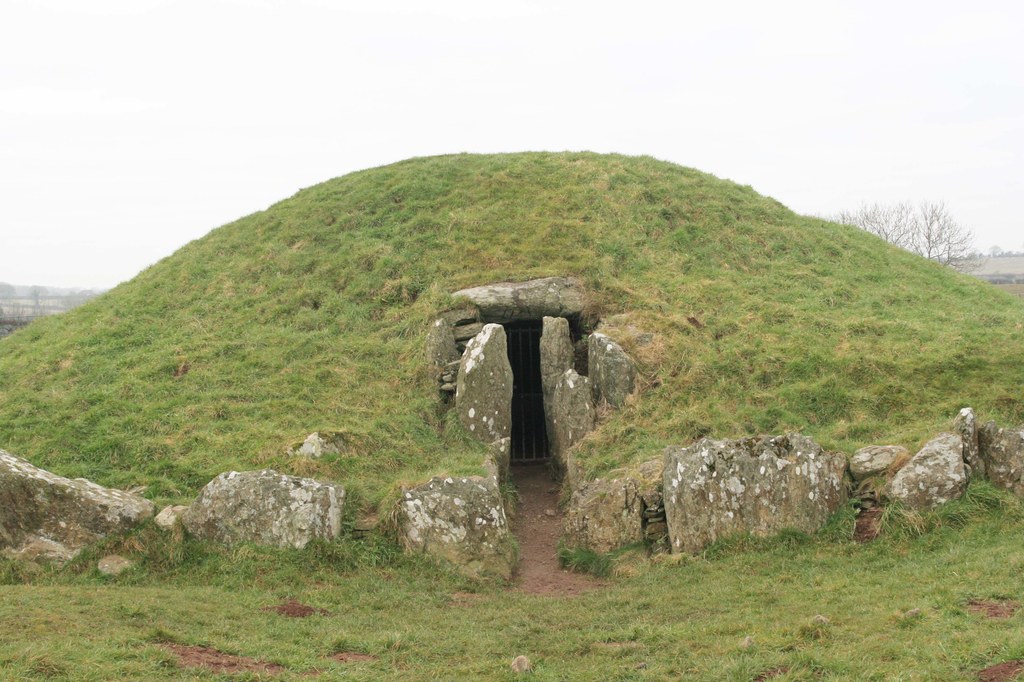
[1,152,1023,516]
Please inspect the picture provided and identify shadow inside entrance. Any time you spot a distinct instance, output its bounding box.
[510,464,604,596]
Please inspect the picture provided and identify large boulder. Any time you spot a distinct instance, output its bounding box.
[849,445,908,481]
[978,421,1024,496]
[456,324,513,443]
[663,434,848,554]
[397,475,516,580]
[588,332,637,408]
[452,277,584,323]
[884,433,967,510]
[564,459,663,553]
[183,470,344,549]
[540,316,574,435]
[954,407,982,477]
[483,437,511,489]
[547,369,596,479]
[0,449,154,562]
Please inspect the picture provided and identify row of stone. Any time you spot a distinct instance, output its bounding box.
[0,448,349,564]
[562,408,1024,556]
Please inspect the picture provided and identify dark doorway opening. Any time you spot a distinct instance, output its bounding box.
[505,321,548,463]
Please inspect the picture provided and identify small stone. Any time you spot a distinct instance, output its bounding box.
[97,555,133,576]
[904,608,922,618]
[740,635,755,649]
[544,508,558,518]
[510,655,532,673]
[811,614,831,625]
[154,505,188,530]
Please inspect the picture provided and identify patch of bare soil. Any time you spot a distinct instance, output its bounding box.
[967,599,1021,619]
[854,507,882,543]
[331,652,378,663]
[261,598,329,618]
[449,591,485,606]
[511,464,605,596]
[163,643,285,675]
[978,660,1024,682]
[754,667,790,681]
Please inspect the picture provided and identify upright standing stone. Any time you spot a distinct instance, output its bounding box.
[397,475,516,580]
[588,332,637,408]
[540,316,574,440]
[978,421,1024,496]
[456,324,513,443]
[425,318,460,369]
[954,407,982,478]
[548,369,596,476]
[884,433,967,510]
[663,434,848,554]
[183,470,344,549]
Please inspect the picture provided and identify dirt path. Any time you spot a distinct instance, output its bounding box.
[510,464,604,596]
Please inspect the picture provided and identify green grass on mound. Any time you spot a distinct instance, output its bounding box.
[1,152,1023,513]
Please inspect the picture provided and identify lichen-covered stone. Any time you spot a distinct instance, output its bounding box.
[663,434,848,554]
[849,445,908,481]
[397,475,516,580]
[548,369,596,477]
[979,421,1024,496]
[540,316,574,438]
[183,470,344,549]
[563,458,663,553]
[452,277,584,322]
[588,332,637,408]
[483,437,511,489]
[954,407,982,477]
[884,433,967,510]
[456,324,513,443]
[426,317,460,369]
[0,449,155,563]
[294,432,341,459]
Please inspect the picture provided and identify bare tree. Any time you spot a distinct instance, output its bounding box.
[832,201,978,272]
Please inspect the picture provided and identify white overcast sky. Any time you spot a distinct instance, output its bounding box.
[1,0,1021,289]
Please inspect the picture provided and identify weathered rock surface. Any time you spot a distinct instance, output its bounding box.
[548,369,596,478]
[456,324,513,443]
[183,470,344,549]
[663,434,848,554]
[884,433,967,510]
[0,449,155,562]
[483,437,511,489]
[425,317,460,369]
[291,432,342,459]
[540,316,574,435]
[564,459,663,553]
[849,445,908,481]
[588,332,637,408]
[979,421,1024,496]
[154,505,188,530]
[954,407,982,477]
[397,475,516,580]
[97,554,133,576]
[452,277,585,322]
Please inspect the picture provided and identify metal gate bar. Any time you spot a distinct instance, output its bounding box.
[506,322,549,462]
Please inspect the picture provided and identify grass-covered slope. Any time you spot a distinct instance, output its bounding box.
[1,152,1022,510]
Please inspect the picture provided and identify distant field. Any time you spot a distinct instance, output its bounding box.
[976,256,1024,277]
[996,284,1024,298]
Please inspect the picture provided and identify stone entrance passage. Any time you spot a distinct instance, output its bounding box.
[505,321,549,462]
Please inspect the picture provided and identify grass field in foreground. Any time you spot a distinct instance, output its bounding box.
[2,482,1023,681]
